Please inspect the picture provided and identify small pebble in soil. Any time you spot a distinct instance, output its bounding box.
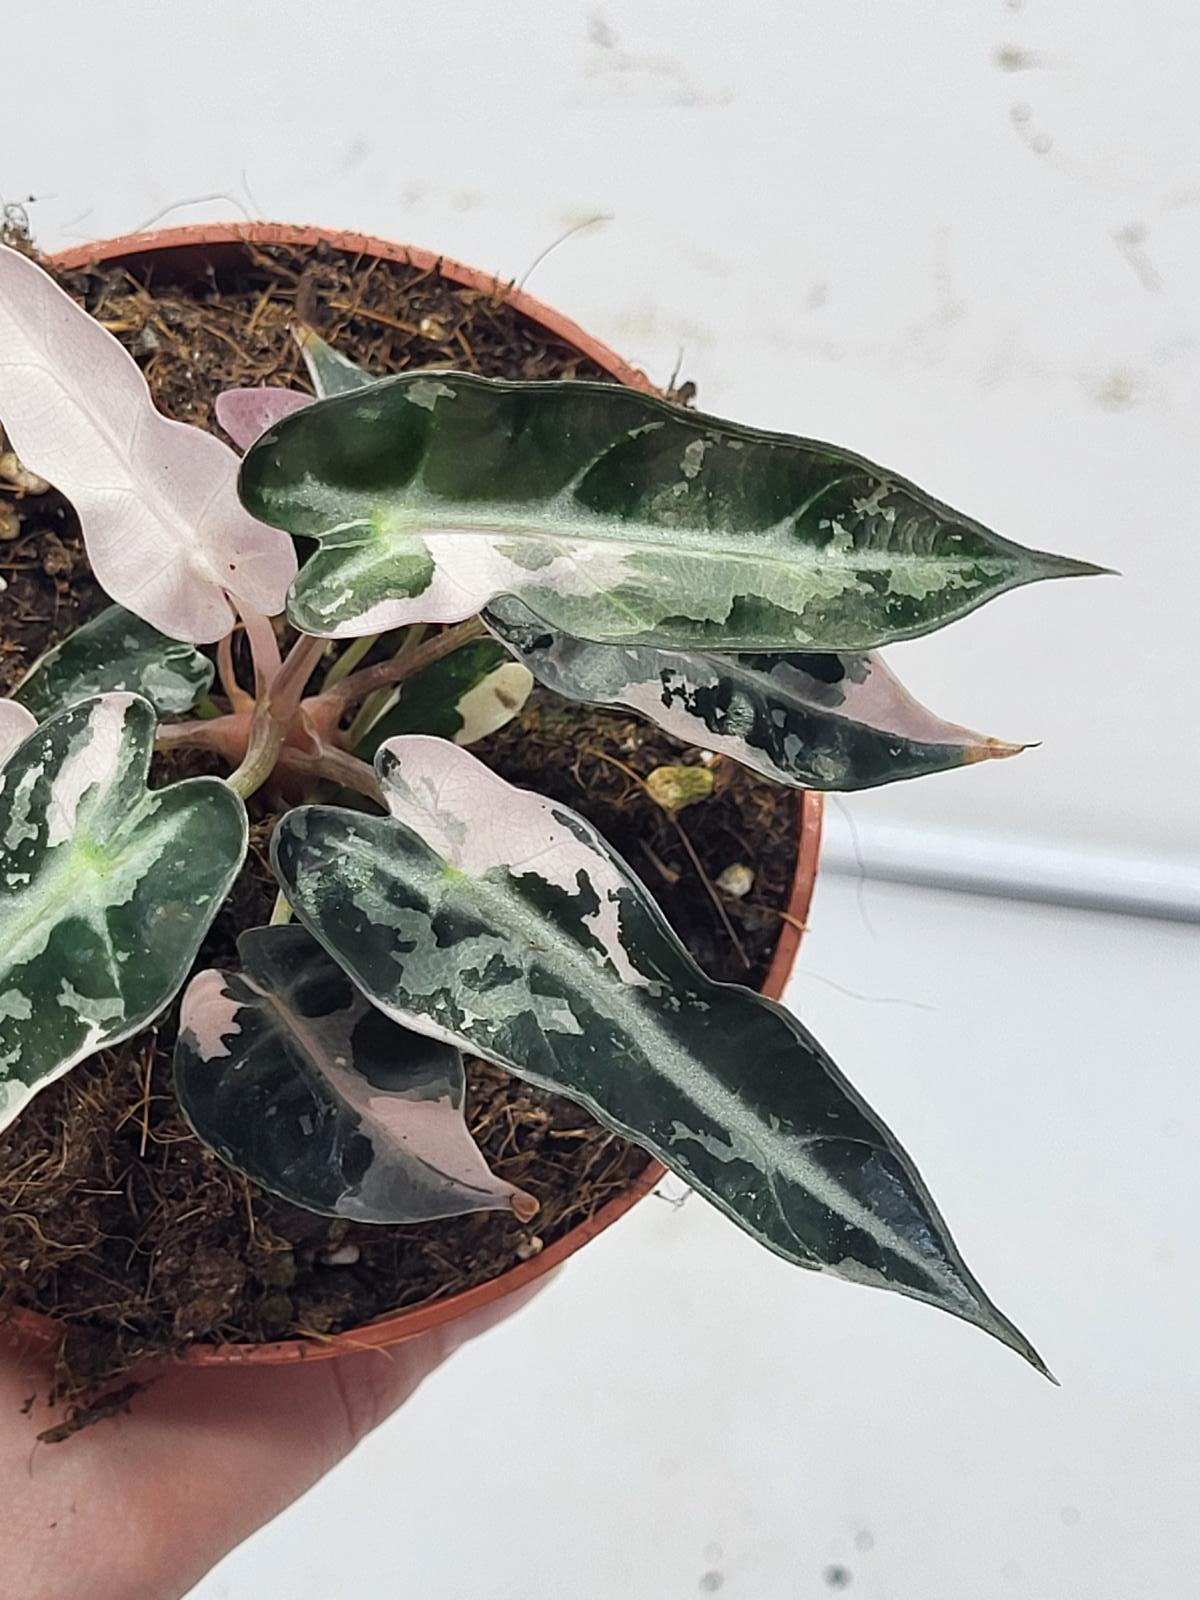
[514,1235,544,1261]
[646,763,715,814]
[716,863,755,899]
[319,1242,362,1267]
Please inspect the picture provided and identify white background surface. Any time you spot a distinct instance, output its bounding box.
[2,2,1197,1596]
[188,874,1199,1600]
[6,0,1198,872]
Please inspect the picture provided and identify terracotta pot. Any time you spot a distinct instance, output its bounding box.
[10,223,824,1366]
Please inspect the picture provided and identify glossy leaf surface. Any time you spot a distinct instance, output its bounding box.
[485,595,1021,790]
[354,639,533,760]
[239,370,1101,648]
[14,605,215,722]
[0,243,296,642]
[0,694,247,1130]
[273,735,1047,1373]
[175,924,536,1224]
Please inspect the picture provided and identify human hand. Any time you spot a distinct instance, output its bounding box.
[3,1283,542,1600]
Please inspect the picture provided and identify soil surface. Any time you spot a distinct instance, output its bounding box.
[0,227,799,1406]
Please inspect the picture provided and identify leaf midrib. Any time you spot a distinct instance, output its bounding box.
[424,860,961,1296]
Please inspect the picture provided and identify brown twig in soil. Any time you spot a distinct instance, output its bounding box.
[453,326,481,371]
[327,299,421,337]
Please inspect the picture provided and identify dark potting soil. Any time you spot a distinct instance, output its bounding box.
[0,227,800,1405]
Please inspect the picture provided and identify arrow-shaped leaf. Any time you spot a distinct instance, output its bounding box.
[0,693,247,1130]
[0,242,296,643]
[484,595,1022,791]
[174,923,537,1225]
[0,700,36,768]
[13,604,215,722]
[239,369,1103,650]
[273,735,1048,1373]
[354,638,533,760]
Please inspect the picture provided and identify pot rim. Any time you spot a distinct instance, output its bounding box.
[8,221,823,1366]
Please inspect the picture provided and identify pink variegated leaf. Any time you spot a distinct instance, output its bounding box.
[174,924,537,1225]
[0,243,296,643]
[216,387,314,453]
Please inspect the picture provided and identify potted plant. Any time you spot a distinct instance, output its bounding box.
[0,222,1102,1409]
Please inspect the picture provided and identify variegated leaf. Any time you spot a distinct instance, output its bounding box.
[273,736,1047,1374]
[13,605,214,722]
[239,370,1103,649]
[0,700,36,768]
[0,693,247,1130]
[354,639,533,761]
[175,924,536,1224]
[484,595,1022,791]
[295,324,378,398]
[0,243,296,643]
[215,387,313,453]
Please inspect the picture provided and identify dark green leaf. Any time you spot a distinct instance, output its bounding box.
[484,595,1023,790]
[272,735,1048,1374]
[239,370,1103,649]
[13,605,214,721]
[175,924,536,1224]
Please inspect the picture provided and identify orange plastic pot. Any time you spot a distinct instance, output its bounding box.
[10,223,824,1366]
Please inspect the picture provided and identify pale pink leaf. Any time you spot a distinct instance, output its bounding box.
[0,243,297,643]
[0,699,36,767]
[216,387,314,452]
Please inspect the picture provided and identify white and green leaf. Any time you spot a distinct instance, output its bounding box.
[272,735,1048,1374]
[484,595,1022,791]
[0,693,247,1130]
[353,638,533,760]
[13,605,215,722]
[239,370,1104,649]
[295,324,378,399]
[175,924,537,1225]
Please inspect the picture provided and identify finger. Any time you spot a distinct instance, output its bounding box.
[2,1272,555,1600]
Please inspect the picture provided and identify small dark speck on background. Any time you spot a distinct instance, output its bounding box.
[994,45,1044,71]
[824,1566,853,1590]
[699,1571,725,1593]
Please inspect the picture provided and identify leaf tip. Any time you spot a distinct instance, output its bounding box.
[509,1188,541,1224]
[1034,551,1118,583]
[979,1298,1055,1382]
[963,737,1034,765]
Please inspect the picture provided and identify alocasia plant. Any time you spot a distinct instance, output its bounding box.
[0,237,1105,1373]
